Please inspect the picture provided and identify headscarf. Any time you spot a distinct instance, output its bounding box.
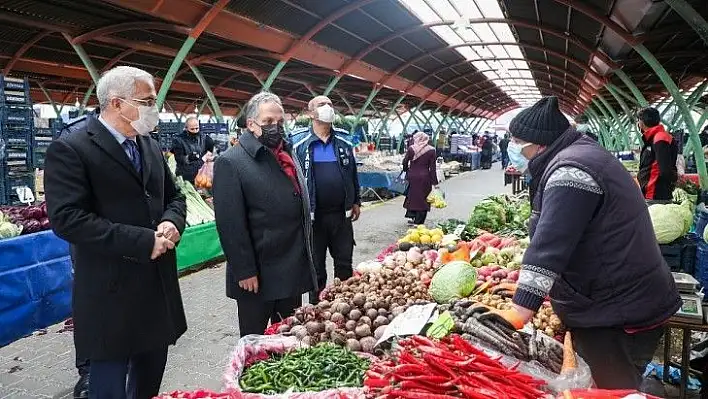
[410,132,434,161]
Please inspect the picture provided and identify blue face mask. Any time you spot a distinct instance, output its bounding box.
[507,141,532,171]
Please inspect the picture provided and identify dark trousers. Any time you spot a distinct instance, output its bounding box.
[573,326,664,390]
[310,211,354,303]
[88,347,168,399]
[501,153,509,169]
[405,210,428,225]
[236,295,301,336]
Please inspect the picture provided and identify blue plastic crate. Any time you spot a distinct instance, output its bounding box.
[1,106,34,129]
[0,76,31,106]
[34,128,53,137]
[33,150,45,168]
[1,129,32,148]
[2,170,34,205]
[660,234,699,274]
[4,148,32,172]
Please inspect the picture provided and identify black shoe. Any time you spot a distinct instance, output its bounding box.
[74,374,89,399]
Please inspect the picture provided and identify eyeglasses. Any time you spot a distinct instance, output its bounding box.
[130,98,157,107]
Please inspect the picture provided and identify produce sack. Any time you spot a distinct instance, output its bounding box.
[426,188,447,209]
[556,389,662,399]
[465,329,593,393]
[195,152,214,189]
[223,334,367,399]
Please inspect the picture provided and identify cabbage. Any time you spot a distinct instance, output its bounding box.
[429,261,477,303]
[0,221,22,239]
[648,203,687,244]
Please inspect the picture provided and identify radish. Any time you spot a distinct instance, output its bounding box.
[507,270,520,282]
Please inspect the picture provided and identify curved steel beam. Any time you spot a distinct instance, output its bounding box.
[188,49,281,66]
[338,18,615,76]
[427,69,592,106]
[410,57,599,93]
[281,0,379,60]
[460,88,581,115]
[72,22,191,45]
[381,42,605,88]
[2,31,54,76]
[550,0,638,45]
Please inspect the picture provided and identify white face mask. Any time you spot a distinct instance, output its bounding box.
[120,99,160,136]
[315,104,335,124]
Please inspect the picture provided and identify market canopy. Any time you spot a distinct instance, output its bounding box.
[0,0,705,121]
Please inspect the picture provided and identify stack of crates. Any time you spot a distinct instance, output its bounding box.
[200,122,229,154]
[0,76,35,205]
[157,121,183,152]
[32,127,53,168]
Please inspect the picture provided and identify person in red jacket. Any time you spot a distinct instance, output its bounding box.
[636,107,678,200]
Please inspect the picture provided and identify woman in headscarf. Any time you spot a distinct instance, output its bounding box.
[402,132,438,225]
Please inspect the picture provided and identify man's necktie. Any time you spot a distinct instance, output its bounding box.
[123,140,142,174]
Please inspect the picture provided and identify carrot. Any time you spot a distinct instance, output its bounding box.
[561,331,577,373]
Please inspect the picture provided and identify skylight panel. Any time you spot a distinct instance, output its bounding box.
[398,0,540,110]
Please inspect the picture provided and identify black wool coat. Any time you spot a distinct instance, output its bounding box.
[44,115,188,361]
[212,132,317,301]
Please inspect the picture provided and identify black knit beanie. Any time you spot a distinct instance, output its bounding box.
[509,96,570,146]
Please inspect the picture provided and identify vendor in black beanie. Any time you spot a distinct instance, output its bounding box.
[489,97,680,391]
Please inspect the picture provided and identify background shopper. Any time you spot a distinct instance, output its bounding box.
[402,132,438,225]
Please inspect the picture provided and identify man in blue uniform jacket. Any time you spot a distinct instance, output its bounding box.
[290,96,361,304]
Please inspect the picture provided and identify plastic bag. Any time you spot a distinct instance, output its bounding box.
[556,389,662,399]
[223,335,366,399]
[195,152,214,189]
[465,329,593,394]
[427,188,447,209]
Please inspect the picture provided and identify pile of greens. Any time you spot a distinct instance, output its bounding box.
[467,194,531,236]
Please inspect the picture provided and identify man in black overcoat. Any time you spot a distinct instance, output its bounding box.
[44,65,187,399]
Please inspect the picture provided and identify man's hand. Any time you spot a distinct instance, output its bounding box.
[351,204,361,222]
[151,233,176,260]
[239,276,259,293]
[490,305,535,330]
[157,221,181,243]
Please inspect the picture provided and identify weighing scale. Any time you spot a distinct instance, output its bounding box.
[672,273,704,324]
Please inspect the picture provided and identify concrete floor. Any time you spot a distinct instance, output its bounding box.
[0,167,695,398]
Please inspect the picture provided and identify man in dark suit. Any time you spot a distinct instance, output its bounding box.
[213,91,317,335]
[44,66,187,399]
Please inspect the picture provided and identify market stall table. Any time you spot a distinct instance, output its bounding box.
[358,170,403,201]
[663,317,708,399]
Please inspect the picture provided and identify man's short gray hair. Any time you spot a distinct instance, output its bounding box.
[96,66,154,108]
[185,116,199,124]
[245,91,283,121]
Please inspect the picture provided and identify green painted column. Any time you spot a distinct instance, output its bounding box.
[591,100,622,150]
[587,107,614,150]
[607,83,640,106]
[606,84,640,148]
[261,61,287,91]
[665,0,708,46]
[35,81,61,118]
[189,64,223,122]
[64,35,100,84]
[323,76,342,96]
[614,69,648,107]
[198,98,209,115]
[352,87,380,137]
[596,95,630,150]
[156,36,200,110]
[379,94,407,136]
[633,44,708,187]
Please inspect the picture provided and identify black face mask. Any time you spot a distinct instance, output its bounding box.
[255,123,284,148]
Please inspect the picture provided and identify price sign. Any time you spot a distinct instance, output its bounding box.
[452,224,467,236]
[15,186,35,205]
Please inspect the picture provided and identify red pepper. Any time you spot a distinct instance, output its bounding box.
[391,363,428,376]
[363,378,390,388]
[409,335,437,347]
[416,345,464,361]
[398,380,450,393]
[449,335,488,357]
[457,385,498,399]
[422,353,458,379]
[386,390,460,399]
[398,351,424,366]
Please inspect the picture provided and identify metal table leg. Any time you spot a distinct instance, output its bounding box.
[664,326,672,384]
[680,327,691,399]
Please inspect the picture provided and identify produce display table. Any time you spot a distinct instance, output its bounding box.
[358,171,402,201]
[176,221,224,271]
[663,318,708,399]
[504,171,527,195]
[0,222,223,346]
[0,230,72,346]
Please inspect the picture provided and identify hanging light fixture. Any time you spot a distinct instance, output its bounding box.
[74,97,80,108]
[194,105,199,114]
[161,106,167,113]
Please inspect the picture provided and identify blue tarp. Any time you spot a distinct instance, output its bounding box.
[0,230,72,346]
[358,171,399,190]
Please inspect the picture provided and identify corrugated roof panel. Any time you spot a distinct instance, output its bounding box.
[313,25,366,57]
[226,0,319,37]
